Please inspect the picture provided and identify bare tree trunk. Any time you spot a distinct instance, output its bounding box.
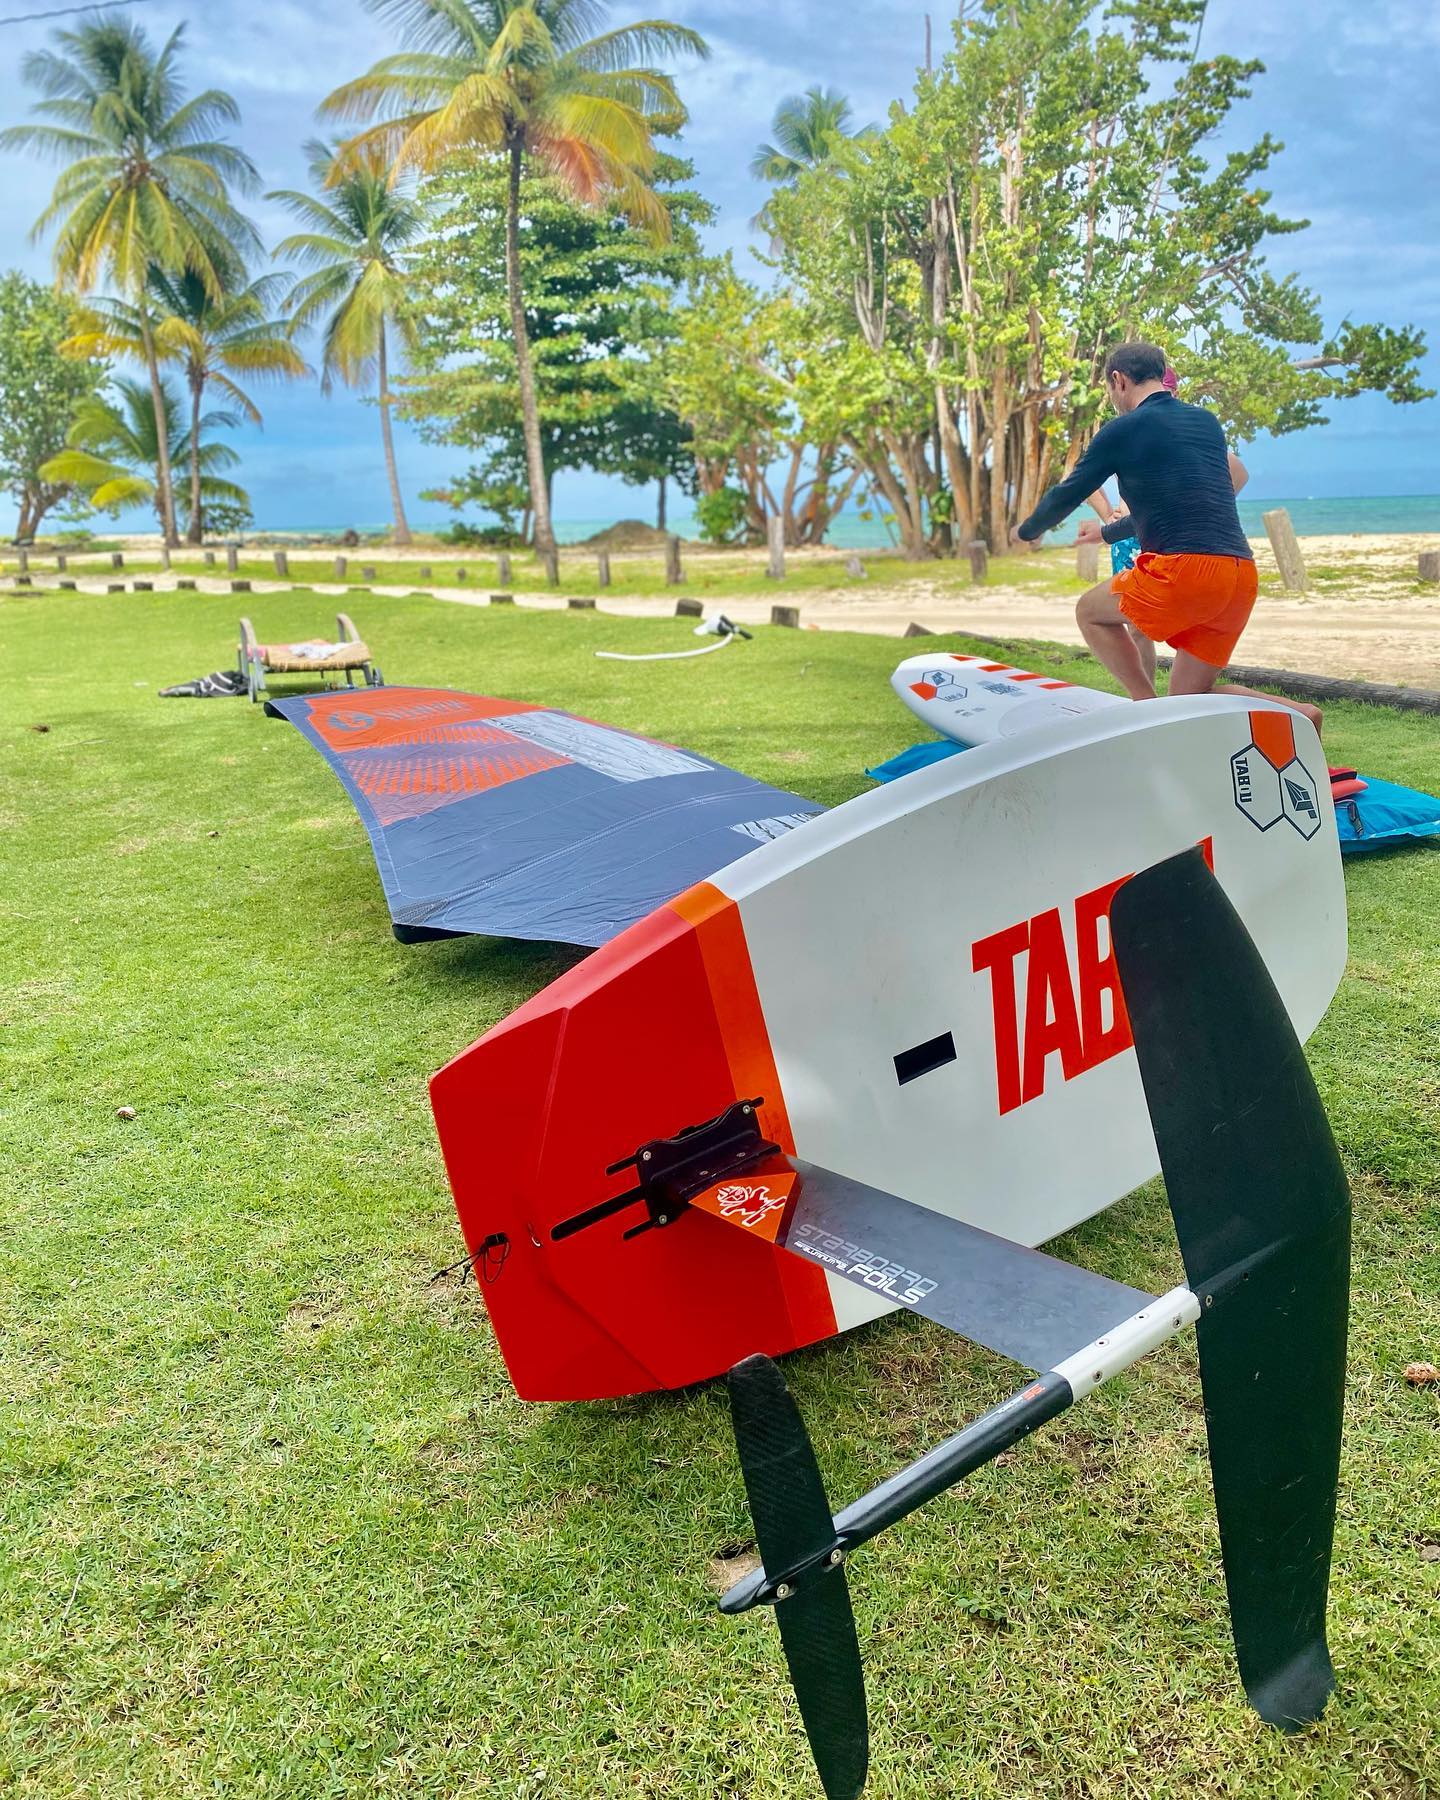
[186,369,205,544]
[506,139,555,559]
[138,305,180,548]
[988,377,1011,551]
[377,325,412,546]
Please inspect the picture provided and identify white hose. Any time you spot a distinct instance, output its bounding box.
[594,633,738,664]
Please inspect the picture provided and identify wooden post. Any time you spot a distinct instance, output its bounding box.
[455,567,468,582]
[231,579,252,592]
[845,554,866,578]
[159,545,171,570]
[1263,508,1307,592]
[133,579,153,591]
[597,551,611,588]
[54,553,66,572]
[58,579,76,591]
[226,546,239,573]
[770,603,800,628]
[966,539,988,582]
[766,513,785,580]
[1418,550,1440,584]
[111,551,124,569]
[361,563,377,580]
[497,552,511,585]
[177,578,197,591]
[106,582,124,592]
[665,534,683,584]
[490,592,515,605]
[419,565,432,579]
[675,596,703,618]
[567,596,595,610]
[542,548,560,586]
[333,555,348,578]
[1076,540,1100,583]
[204,550,215,567]
[273,549,289,577]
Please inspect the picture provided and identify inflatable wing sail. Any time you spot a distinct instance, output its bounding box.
[267,686,822,948]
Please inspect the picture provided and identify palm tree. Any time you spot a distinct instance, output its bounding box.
[268,141,425,546]
[750,86,860,184]
[319,0,708,560]
[41,375,252,537]
[1,18,259,546]
[66,273,309,543]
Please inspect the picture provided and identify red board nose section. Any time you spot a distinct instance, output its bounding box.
[429,887,837,1400]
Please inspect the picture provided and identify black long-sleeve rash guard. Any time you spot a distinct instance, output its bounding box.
[1017,391,1252,560]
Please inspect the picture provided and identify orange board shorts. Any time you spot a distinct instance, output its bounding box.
[1112,552,1258,668]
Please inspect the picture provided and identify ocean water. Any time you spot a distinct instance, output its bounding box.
[254,493,1440,546]
[558,494,1440,546]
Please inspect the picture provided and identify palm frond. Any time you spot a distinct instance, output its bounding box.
[539,89,657,168]
[568,21,708,72]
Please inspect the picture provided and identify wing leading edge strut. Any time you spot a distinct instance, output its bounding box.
[717,849,1348,1797]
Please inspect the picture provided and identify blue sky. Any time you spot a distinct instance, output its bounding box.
[2,0,1436,532]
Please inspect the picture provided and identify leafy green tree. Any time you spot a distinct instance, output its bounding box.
[403,150,708,538]
[67,272,309,543]
[693,484,747,544]
[663,263,859,545]
[0,271,109,541]
[763,0,1431,551]
[2,19,259,546]
[750,85,863,183]
[42,374,252,536]
[320,0,708,559]
[269,141,426,544]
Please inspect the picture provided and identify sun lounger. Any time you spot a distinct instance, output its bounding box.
[238,612,383,704]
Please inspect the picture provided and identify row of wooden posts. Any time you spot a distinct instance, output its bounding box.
[10,571,810,627]
[10,511,1440,590]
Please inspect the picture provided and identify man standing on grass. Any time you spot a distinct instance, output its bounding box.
[1013,340,1320,728]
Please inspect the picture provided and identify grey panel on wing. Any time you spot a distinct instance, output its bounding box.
[781,1160,1156,1373]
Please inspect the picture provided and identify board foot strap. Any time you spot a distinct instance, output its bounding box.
[1111,848,1350,1729]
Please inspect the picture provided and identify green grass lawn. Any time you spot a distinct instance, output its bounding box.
[3,588,1438,1799]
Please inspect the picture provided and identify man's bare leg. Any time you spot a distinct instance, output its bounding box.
[1129,624,1157,688]
[1166,649,1324,733]
[1076,580,1157,700]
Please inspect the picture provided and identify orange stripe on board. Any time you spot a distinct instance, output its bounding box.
[1011,671,1045,681]
[1039,680,1072,690]
[978,662,1008,672]
[670,883,794,1155]
[1249,710,1296,770]
[667,882,835,1343]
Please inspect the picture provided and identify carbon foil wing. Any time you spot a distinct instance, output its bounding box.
[267,686,822,948]
[1111,847,1349,1729]
[693,1159,1156,1374]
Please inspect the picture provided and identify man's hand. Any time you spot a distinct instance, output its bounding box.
[1009,527,1035,551]
[1074,518,1103,545]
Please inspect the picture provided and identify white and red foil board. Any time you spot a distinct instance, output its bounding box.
[893,649,1126,745]
[430,696,1345,1401]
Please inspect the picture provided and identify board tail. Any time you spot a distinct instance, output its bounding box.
[727,1355,867,1800]
[1110,847,1350,1728]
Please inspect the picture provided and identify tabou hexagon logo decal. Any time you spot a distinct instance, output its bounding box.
[1232,712,1323,840]
[1280,764,1323,838]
